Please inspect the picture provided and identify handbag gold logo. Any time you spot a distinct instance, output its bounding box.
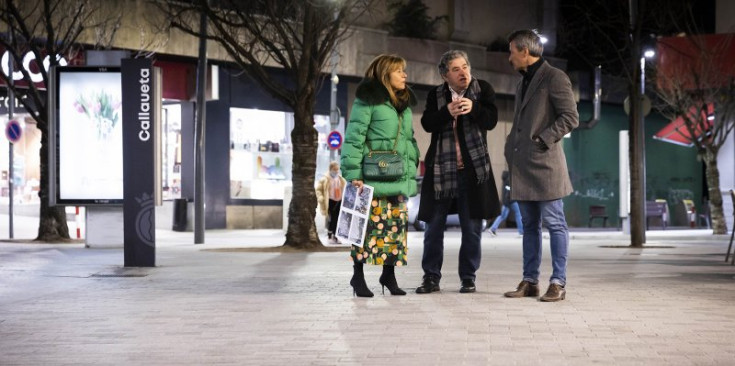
[378,160,387,168]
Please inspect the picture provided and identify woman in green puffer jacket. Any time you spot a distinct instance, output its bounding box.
[341,54,420,297]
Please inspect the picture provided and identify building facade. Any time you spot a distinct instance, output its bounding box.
[1,0,713,230]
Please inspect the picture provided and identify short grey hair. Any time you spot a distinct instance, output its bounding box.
[437,50,470,76]
[507,29,543,57]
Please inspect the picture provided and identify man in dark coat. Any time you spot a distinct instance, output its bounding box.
[416,50,500,294]
[503,30,579,302]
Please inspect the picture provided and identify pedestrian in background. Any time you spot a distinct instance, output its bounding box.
[415,49,500,295]
[341,54,420,297]
[488,170,523,237]
[504,29,579,302]
[315,161,346,244]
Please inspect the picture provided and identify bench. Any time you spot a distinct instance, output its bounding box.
[646,201,667,230]
[588,205,608,228]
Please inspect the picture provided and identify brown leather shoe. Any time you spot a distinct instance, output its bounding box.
[540,283,566,302]
[503,280,540,298]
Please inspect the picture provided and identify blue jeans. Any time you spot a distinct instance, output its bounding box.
[422,173,484,281]
[518,199,569,286]
[490,201,523,235]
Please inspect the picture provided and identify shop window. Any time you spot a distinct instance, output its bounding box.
[162,104,182,200]
[230,108,343,200]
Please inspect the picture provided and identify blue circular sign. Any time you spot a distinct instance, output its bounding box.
[5,119,22,143]
[327,130,342,150]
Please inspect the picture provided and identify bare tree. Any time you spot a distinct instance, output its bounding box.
[652,34,735,234]
[558,0,698,247]
[157,0,374,249]
[0,0,120,241]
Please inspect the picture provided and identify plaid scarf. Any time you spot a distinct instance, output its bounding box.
[433,78,491,199]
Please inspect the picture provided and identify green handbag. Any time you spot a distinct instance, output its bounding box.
[362,116,405,181]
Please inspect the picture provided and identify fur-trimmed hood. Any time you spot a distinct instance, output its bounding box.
[355,78,417,109]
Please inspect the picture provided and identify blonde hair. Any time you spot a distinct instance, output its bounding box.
[364,54,411,108]
[328,161,340,170]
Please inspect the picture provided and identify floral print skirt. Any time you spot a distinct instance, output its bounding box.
[351,195,408,266]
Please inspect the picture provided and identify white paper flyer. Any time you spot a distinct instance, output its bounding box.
[335,183,374,246]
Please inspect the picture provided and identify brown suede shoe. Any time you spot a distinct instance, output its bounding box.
[503,280,540,298]
[540,283,566,302]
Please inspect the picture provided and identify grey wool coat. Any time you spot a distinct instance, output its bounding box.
[504,61,579,201]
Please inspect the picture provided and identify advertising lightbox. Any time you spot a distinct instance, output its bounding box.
[49,66,123,205]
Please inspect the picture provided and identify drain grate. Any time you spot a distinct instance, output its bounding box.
[91,273,148,278]
[599,245,676,249]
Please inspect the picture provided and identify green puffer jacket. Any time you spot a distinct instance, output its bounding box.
[341,79,420,197]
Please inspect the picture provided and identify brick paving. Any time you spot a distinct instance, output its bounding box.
[1,228,735,365]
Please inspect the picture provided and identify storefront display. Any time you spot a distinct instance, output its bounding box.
[229,107,342,200]
[161,104,182,200]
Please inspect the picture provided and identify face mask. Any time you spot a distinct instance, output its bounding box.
[330,171,338,178]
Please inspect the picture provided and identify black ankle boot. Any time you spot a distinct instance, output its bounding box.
[350,263,373,297]
[379,265,406,295]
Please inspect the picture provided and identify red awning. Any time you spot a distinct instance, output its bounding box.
[653,103,714,147]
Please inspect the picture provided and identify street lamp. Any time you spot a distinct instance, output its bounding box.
[630,47,654,235]
[623,47,655,235]
[641,48,655,98]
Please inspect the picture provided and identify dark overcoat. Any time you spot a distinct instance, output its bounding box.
[417,78,501,222]
[504,61,579,201]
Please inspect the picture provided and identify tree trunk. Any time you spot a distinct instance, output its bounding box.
[36,125,70,241]
[703,149,727,235]
[283,101,323,249]
[629,84,645,247]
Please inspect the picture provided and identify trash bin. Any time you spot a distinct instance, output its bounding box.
[173,198,188,232]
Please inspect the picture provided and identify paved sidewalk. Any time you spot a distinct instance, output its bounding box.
[1,228,735,365]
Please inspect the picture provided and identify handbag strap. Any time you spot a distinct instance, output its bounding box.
[367,115,402,156]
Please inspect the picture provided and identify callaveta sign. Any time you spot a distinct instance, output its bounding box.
[121,58,159,267]
[138,68,152,141]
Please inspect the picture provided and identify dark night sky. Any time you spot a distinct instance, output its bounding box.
[557,0,716,73]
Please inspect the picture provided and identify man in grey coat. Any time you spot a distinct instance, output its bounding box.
[503,29,579,302]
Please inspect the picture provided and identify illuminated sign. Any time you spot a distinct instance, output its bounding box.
[1,51,68,83]
[51,66,123,205]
